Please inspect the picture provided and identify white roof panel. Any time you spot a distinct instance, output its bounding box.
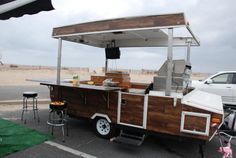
[182,89,224,114]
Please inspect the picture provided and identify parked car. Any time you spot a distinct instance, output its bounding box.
[192,71,236,106]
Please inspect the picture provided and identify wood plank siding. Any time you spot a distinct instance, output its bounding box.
[52,13,186,37]
[50,85,118,123]
[181,105,223,140]
[91,72,131,89]
[120,93,144,126]
[45,83,222,141]
[147,95,222,140]
[147,96,182,135]
[184,115,207,132]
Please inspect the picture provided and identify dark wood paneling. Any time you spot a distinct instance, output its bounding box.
[184,115,207,132]
[91,75,106,86]
[147,96,182,135]
[182,105,223,140]
[131,82,149,89]
[105,72,130,78]
[53,13,186,36]
[46,83,223,141]
[147,96,223,140]
[50,85,118,123]
[105,72,131,89]
[120,93,144,126]
[91,73,131,89]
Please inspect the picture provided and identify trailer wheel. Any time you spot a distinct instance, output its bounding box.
[93,117,115,139]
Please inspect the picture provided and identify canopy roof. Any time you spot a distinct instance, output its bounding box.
[52,13,200,48]
[0,0,54,20]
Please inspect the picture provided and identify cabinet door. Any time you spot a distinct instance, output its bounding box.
[120,93,144,126]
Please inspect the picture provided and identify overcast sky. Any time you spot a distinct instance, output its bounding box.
[0,0,235,73]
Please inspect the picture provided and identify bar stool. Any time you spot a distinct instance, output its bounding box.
[21,91,40,124]
[47,101,68,142]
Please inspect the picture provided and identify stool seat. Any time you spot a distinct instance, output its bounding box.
[23,92,38,98]
[21,91,39,124]
[47,101,68,142]
[50,101,67,110]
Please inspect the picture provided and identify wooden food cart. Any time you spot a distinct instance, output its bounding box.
[41,13,224,145]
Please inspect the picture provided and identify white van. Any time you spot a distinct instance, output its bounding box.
[192,71,236,106]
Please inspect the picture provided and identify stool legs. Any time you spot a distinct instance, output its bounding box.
[33,98,36,119]
[21,96,40,124]
[21,97,27,123]
[33,98,40,122]
[62,125,65,142]
[47,109,68,142]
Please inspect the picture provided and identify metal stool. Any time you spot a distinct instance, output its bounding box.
[47,101,68,142]
[21,91,40,124]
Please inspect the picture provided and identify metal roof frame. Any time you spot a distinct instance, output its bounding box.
[53,13,200,96]
[52,13,200,48]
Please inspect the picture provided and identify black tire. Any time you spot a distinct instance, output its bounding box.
[93,117,117,139]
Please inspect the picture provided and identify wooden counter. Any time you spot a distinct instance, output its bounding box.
[40,82,122,92]
[91,71,131,89]
[40,82,121,111]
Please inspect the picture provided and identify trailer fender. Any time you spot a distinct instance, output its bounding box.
[91,113,112,123]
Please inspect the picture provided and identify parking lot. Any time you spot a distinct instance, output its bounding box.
[0,104,235,158]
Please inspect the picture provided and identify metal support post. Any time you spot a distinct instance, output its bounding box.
[165,28,173,96]
[105,59,108,73]
[56,38,62,85]
[186,39,191,66]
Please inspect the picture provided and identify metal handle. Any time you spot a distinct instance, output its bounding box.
[121,99,127,106]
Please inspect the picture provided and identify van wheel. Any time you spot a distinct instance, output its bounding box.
[93,117,115,139]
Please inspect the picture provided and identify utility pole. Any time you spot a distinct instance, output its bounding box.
[0,53,3,65]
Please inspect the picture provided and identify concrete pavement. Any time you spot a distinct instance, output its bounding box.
[1,104,235,158]
[0,85,49,101]
[0,85,50,105]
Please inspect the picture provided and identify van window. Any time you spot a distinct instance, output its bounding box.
[232,73,236,84]
[211,73,233,84]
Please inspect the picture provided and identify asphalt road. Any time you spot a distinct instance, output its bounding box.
[0,85,49,101]
[0,86,235,158]
[0,104,235,158]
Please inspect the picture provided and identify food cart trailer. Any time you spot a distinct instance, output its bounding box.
[41,13,224,145]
